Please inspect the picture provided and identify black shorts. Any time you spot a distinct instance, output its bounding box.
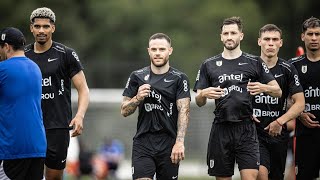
[132,132,179,180]
[45,129,70,170]
[0,158,45,180]
[295,134,320,180]
[207,120,260,177]
[259,138,288,179]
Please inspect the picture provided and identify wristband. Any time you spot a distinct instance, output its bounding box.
[275,119,283,127]
[135,95,141,102]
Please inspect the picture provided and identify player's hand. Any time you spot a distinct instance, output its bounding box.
[264,120,282,137]
[136,84,151,101]
[247,81,265,95]
[299,112,320,128]
[69,115,84,137]
[171,142,185,164]
[201,86,224,99]
[251,114,260,123]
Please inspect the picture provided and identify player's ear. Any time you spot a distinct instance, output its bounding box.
[239,32,244,41]
[169,47,173,55]
[301,33,305,42]
[52,24,55,33]
[258,38,261,46]
[147,47,151,55]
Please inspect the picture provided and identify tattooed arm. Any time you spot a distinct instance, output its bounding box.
[120,96,141,117]
[121,84,151,117]
[171,97,190,164]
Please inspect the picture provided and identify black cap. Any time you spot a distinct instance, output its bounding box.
[0,27,26,47]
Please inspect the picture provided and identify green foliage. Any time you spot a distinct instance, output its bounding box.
[0,0,318,88]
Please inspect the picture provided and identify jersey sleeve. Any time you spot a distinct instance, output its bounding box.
[122,72,139,98]
[193,62,209,92]
[176,73,191,100]
[288,64,304,95]
[65,48,84,78]
[256,58,275,84]
[0,65,4,85]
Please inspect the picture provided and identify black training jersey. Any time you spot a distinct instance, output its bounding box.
[122,66,190,139]
[25,41,84,129]
[289,55,320,136]
[193,52,275,123]
[252,58,303,142]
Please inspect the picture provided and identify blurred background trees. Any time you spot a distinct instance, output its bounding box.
[0,0,319,88]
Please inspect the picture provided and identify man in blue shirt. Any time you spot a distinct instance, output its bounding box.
[0,27,47,180]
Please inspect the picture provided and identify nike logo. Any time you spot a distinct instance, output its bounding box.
[48,58,58,62]
[164,79,174,83]
[172,176,178,179]
[274,74,283,78]
[238,62,248,65]
[61,159,66,163]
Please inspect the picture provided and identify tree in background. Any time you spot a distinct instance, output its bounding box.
[1,0,318,88]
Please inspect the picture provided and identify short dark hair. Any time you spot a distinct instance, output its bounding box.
[149,33,171,45]
[259,24,282,38]
[302,17,320,33]
[221,16,243,32]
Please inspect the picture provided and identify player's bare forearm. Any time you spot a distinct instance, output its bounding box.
[75,83,89,119]
[277,92,305,125]
[195,89,207,107]
[121,96,140,117]
[72,71,90,119]
[176,97,190,143]
[71,71,89,137]
[265,80,282,98]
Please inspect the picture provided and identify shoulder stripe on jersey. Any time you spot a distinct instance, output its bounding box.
[53,46,66,54]
[243,53,258,61]
[24,44,33,52]
[279,62,292,72]
[289,55,305,63]
[169,70,182,78]
[204,54,222,63]
[134,67,149,75]
[24,48,31,53]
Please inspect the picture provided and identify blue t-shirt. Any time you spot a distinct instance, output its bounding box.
[0,56,47,160]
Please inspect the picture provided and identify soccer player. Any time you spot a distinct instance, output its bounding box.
[252,24,305,180]
[289,17,320,180]
[25,7,90,180]
[121,33,190,180]
[194,17,282,180]
[0,27,47,180]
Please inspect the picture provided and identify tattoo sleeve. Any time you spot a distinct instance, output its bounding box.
[176,97,190,143]
[121,96,140,117]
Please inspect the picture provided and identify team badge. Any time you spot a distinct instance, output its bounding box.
[301,65,307,73]
[210,159,214,168]
[216,61,222,66]
[144,74,149,81]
